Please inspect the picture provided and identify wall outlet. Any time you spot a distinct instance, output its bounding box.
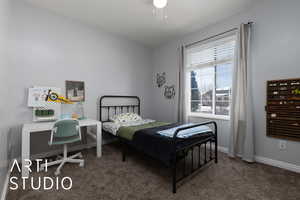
[278,140,287,150]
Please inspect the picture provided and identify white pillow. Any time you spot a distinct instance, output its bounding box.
[102,122,120,135]
[110,112,142,123]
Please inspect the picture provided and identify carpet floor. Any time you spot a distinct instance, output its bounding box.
[7,143,300,200]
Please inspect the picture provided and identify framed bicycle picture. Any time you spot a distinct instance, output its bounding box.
[66,80,85,102]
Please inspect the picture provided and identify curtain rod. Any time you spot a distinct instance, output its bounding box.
[184,22,253,48]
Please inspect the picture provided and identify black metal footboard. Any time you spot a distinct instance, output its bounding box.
[118,121,218,194]
[172,121,217,193]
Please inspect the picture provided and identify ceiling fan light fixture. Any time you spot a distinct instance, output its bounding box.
[153,0,167,9]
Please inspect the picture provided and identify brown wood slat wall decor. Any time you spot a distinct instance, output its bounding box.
[266,78,300,141]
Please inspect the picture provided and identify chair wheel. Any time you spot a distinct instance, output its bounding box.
[54,170,61,176]
[79,161,84,167]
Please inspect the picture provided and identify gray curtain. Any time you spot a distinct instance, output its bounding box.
[228,23,254,162]
[177,46,188,123]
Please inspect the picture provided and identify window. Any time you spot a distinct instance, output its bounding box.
[186,35,236,120]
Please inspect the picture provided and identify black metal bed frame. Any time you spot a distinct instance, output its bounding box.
[99,95,218,193]
[99,95,141,122]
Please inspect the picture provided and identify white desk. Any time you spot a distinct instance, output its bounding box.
[22,119,102,177]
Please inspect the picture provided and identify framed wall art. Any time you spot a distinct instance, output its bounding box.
[66,81,85,102]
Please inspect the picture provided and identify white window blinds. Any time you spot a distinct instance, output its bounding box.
[186,36,236,69]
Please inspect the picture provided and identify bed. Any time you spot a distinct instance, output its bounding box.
[99,95,218,193]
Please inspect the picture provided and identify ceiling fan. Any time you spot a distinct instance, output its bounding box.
[153,0,167,9]
[152,0,168,20]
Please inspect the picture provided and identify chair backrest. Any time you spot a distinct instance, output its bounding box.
[49,119,81,146]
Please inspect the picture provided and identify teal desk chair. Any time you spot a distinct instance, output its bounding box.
[41,119,84,175]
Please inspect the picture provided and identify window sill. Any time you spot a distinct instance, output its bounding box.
[188,113,230,121]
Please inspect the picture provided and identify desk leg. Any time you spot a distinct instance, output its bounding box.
[96,123,102,157]
[22,127,30,178]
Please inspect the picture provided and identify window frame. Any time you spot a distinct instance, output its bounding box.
[185,35,236,121]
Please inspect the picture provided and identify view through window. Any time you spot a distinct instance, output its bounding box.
[186,35,236,118]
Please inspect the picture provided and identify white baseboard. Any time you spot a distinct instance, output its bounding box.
[216,146,228,154]
[216,145,300,174]
[255,156,300,173]
[1,162,12,200]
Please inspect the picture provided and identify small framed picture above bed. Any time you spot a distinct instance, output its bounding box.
[66,80,85,102]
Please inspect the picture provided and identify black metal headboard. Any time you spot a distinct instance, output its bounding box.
[99,95,141,122]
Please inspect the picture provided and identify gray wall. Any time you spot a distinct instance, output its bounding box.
[152,0,300,166]
[0,0,10,197]
[7,0,154,159]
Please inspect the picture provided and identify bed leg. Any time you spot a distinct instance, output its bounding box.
[121,141,126,162]
[172,167,176,193]
[122,147,126,162]
[214,139,218,164]
[172,155,177,193]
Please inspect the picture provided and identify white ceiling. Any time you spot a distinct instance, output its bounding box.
[25,0,258,47]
